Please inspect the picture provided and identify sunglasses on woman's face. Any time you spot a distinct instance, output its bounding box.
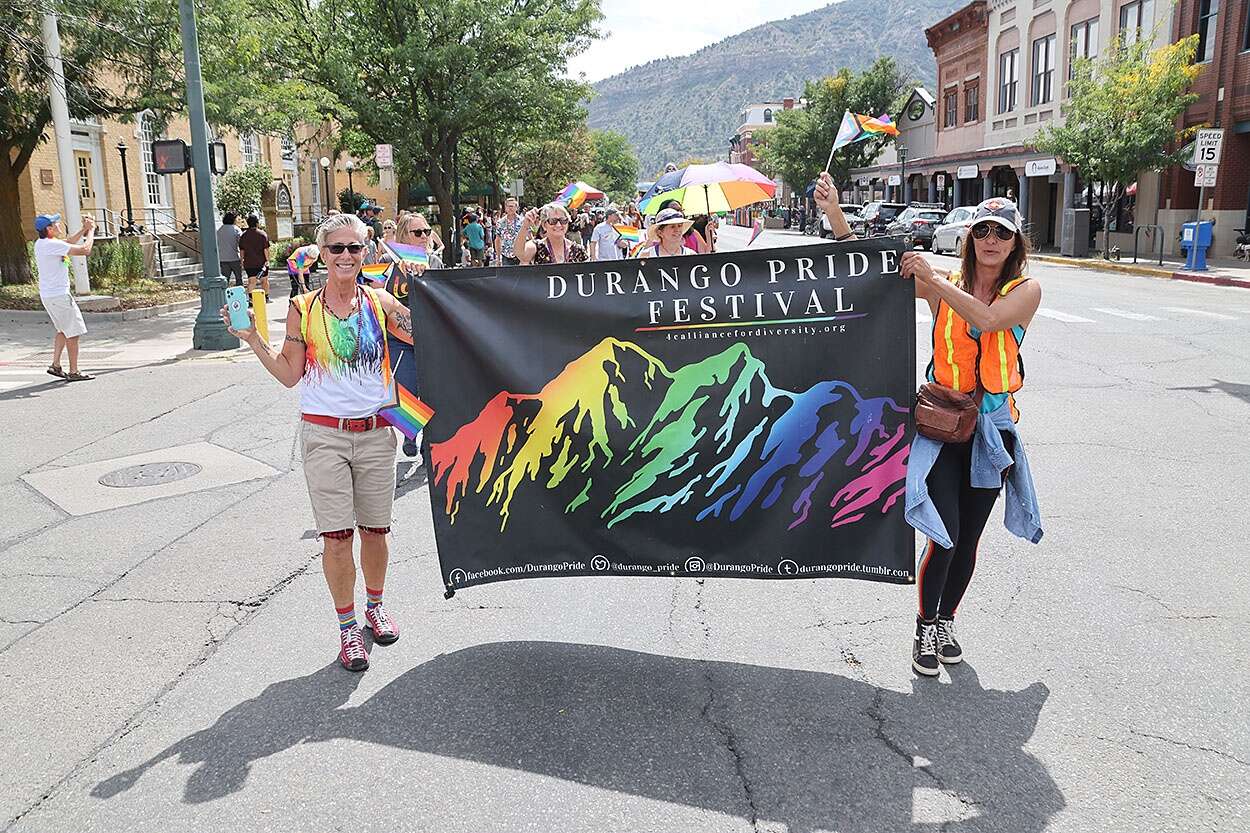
[970,223,1015,242]
[410,228,431,236]
[325,243,366,254]
[545,218,569,226]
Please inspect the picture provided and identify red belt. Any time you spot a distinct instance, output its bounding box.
[301,413,389,432]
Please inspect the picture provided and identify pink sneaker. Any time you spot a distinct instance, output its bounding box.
[365,604,400,645]
[338,625,369,672]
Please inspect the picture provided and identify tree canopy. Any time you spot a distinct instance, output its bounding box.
[589,130,639,203]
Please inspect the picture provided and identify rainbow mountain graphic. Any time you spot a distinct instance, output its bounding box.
[430,338,909,533]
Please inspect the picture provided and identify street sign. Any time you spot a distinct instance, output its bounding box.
[1025,158,1056,177]
[1194,164,1218,188]
[936,174,946,187]
[1192,129,1224,166]
[512,178,525,198]
[375,144,393,168]
[888,174,901,186]
[957,165,979,180]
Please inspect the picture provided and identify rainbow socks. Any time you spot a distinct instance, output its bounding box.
[336,604,357,631]
[366,587,384,613]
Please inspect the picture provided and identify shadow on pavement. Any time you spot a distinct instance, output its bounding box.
[1169,379,1250,407]
[91,641,1062,831]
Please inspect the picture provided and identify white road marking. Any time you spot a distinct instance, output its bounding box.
[1091,307,1162,322]
[1161,306,1238,320]
[1035,308,1095,323]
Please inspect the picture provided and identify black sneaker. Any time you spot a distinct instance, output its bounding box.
[912,617,940,676]
[402,438,419,458]
[936,616,962,664]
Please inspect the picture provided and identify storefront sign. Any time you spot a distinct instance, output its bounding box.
[956,165,979,180]
[1025,158,1057,177]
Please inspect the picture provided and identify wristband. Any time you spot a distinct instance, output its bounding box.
[834,232,856,242]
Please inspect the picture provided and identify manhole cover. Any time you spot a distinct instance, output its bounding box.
[98,462,204,488]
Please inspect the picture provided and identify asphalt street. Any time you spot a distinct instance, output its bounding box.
[1,229,1247,832]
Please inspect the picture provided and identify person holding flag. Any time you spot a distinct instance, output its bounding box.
[386,214,443,458]
[590,207,629,261]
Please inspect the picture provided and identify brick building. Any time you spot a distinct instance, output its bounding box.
[1159,0,1250,256]
[17,107,396,275]
[730,98,804,206]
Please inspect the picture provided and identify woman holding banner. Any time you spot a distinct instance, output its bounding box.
[636,207,699,257]
[387,214,443,458]
[815,175,1043,678]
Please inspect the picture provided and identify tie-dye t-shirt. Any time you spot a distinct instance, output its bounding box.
[292,286,392,418]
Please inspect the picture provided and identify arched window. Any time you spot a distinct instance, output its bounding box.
[763,108,773,123]
[136,111,168,210]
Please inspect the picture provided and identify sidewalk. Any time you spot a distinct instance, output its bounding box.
[1030,252,1250,288]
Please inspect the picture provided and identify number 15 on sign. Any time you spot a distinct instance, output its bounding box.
[1192,129,1224,165]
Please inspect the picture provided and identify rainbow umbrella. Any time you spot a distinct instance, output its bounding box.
[639,162,776,216]
[555,181,606,210]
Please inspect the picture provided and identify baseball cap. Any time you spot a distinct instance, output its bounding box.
[35,213,61,233]
[970,198,1022,234]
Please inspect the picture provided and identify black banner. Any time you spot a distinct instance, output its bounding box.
[413,239,916,594]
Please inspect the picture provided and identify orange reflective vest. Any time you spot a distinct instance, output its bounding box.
[926,275,1029,400]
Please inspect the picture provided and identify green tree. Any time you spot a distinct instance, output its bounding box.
[589,129,638,202]
[1034,35,1200,256]
[213,163,273,218]
[758,58,911,200]
[275,0,601,244]
[514,125,596,207]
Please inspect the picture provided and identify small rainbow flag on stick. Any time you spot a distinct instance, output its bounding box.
[613,224,643,244]
[360,263,390,281]
[386,241,428,266]
[379,382,434,440]
[748,218,763,246]
[555,181,605,210]
[827,111,902,171]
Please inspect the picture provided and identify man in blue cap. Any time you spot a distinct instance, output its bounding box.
[33,213,96,381]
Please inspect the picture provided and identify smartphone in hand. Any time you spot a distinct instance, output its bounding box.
[225,286,252,331]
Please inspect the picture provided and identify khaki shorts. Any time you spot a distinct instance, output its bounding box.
[300,421,397,534]
[41,294,87,338]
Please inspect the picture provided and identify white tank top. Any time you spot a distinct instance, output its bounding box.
[292,287,392,418]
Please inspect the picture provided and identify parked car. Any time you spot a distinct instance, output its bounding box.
[932,205,977,255]
[819,203,865,237]
[859,201,907,236]
[886,206,948,250]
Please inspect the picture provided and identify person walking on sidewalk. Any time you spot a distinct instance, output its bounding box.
[900,196,1044,677]
[220,213,416,672]
[239,214,271,300]
[34,213,95,382]
[217,213,244,287]
[494,197,524,266]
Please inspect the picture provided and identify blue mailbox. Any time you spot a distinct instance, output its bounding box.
[1180,220,1214,271]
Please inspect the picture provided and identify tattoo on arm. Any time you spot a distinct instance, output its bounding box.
[394,309,412,335]
[285,334,305,345]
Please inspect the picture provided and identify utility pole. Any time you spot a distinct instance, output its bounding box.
[40,12,90,294]
[180,0,236,350]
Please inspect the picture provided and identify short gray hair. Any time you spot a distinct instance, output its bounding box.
[539,202,571,223]
[314,213,368,247]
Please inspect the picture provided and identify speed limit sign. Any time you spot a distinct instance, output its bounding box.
[1192,129,1224,166]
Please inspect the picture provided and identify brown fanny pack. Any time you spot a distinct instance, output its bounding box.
[914,382,984,443]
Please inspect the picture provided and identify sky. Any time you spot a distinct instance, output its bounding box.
[567,0,836,83]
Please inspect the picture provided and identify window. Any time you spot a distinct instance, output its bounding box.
[944,88,958,127]
[137,112,166,208]
[76,155,91,200]
[239,132,261,166]
[1031,34,1056,105]
[1119,0,1154,45]
[964,84,979,122]
[1196,0,1219,62]
[1245,6,1250,50]
[763,108,773,123]
[1070,17,1099,79]
[998,49,1019,113]
[309,160,321,220]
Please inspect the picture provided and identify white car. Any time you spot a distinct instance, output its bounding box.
[820,204,864,237]
[932,206,976,255]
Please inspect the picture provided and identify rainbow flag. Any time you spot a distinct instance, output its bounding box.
[554,180,604,210]
[832,111,901,152]
[360,263,390,281]
[379,382,434,440]
[613,224,643,244]
[387,241,428,266]
[628,241,648,257]
[748,219,763,246]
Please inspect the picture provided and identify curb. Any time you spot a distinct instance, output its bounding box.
[1,297,201,324]
[1032,254,1250,288]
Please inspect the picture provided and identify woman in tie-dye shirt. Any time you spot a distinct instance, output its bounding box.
[221,213,415,673]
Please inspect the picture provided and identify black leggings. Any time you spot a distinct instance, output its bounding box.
[917,432,1011,620]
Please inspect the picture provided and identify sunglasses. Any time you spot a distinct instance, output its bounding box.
[971,223,1016,241]
[409,228,432,236]
[325,243,366,254]
[544,218,569,226]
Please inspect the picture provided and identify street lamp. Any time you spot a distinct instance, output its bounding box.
[319,156,331,215]
[345,160,355,212]
[898,144,908,204]
[115,140,137,234]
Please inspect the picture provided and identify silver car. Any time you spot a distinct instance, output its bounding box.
[932,206,977,256]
